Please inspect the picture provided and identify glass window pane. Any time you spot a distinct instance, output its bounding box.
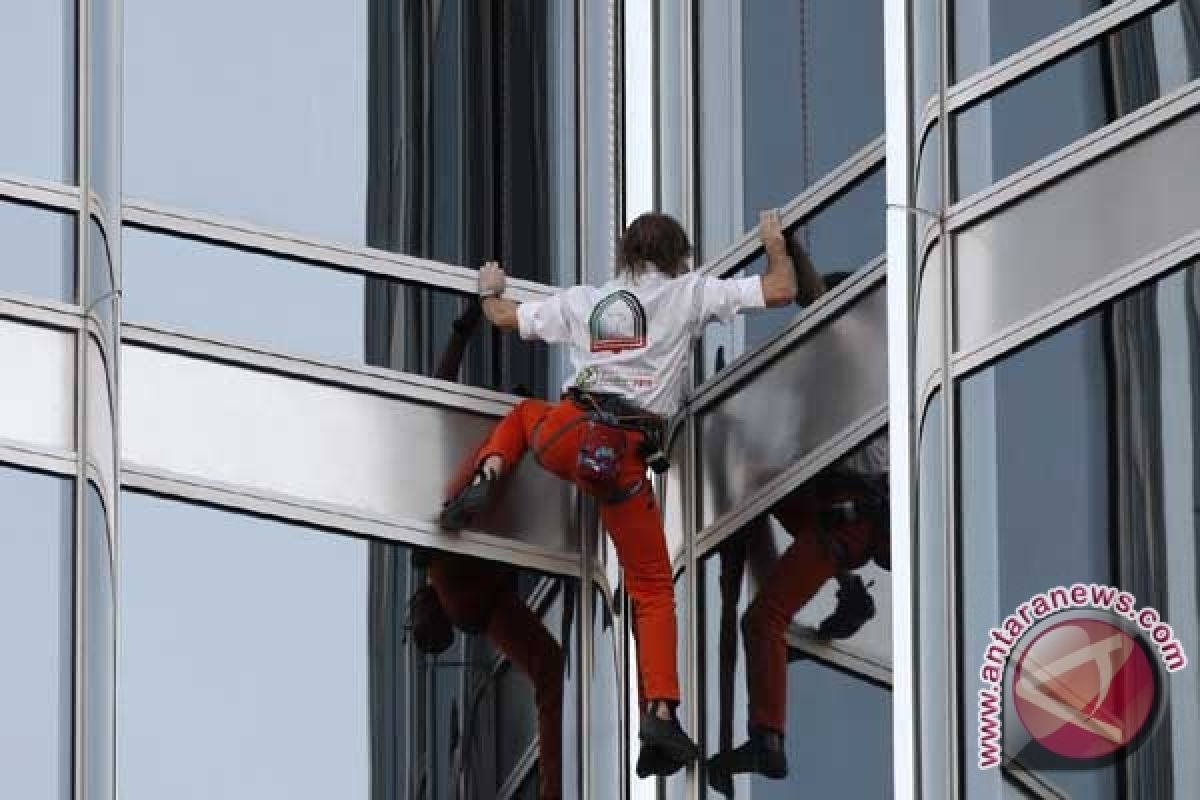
[740,0,884,226]
[0,465,73,800]
[0,1,75,182]
[699,434,892,798]
[90,0,118,215]
[954,2,1200,199]
[958,261,1200,797]
[88,220,115,334]
[122,227,550,396]
[954,0,1111,81]
[124,0,575,286]
[0,199,76,303]
[119,493,575,800]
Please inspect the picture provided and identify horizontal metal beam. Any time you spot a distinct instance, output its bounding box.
[122,322,524,417]
[786,626,893,687]
[945,0,1173,114]
[123,199,558,304]
[0,174,82,212]
[952,226,1200,379]
[0,440,78,477]
[695,407,888,557]
[121,463,583,578]
[698,136,885,280]
[688,260,886,413]
[0,294,83,330]
[948,66,1200,228]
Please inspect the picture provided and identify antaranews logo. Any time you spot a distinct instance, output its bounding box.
[976,584,1188,771]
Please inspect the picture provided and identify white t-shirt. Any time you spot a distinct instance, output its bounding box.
[516,269,766,416]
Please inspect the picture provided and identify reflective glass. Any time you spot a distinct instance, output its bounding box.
[958,261,1200,797]
[122,227,550,396]
[590,593,621,800]
[0,198,76,302]
[88,219,116,335]
[119,493,577,800]
[954,2,1200,199]
[0,465,73,800]
[739,0,884,226]
[953,0,1111,81]
[0,1,75,182]
[85,486,115,800]
[124,0,575,288]
[699,434,892,798]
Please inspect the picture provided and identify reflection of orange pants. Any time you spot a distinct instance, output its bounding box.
[481,398,680,703]
[742,488,875,734]
[428,555,564,799]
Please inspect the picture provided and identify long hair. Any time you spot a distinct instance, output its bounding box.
[617,212,693,279]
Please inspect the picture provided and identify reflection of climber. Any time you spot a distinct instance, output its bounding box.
[438,211,798,777]
[706,237,890,795]
[406,300,566,800]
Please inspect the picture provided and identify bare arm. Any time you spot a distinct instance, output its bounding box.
[482,296,520,330]
[758,210,798,308]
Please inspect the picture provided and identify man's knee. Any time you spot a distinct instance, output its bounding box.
[741,596,789,641]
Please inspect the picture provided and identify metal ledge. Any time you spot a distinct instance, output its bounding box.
[952,227,1200,380]
[695,407,888,558]
[0,440,78,477]
[945,0,1172,114]
[697,136,885,280]
[688,259,886,414]
[947,79,1200,231]
[123,199,558,304]
[786,626,892,688]
[0,174,82,212]
[0,294,84,330]
[121,322,525,418]
[121,464,582,579]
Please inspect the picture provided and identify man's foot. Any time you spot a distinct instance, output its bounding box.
[438,468,498,530]
[635,743,687,778]
[639,703,700,765]
[705,729,788,793]
[816,573,876,640]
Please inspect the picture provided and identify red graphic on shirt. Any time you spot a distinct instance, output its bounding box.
[589,291,647,353]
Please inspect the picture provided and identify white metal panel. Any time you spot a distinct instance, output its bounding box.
[121,345,577,555]
[0,319,74,452]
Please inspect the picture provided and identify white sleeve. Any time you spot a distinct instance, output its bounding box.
[517,290,574,344]
[693,275,767,328]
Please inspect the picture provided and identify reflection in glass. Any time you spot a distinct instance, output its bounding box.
[85,486,115,800]
[0,199,76,303]
[122,227,549,396]
[88,220,116,336]
[953,0,1110,81]
[699,433,892,797]
[958,261,1200,797]
[0,0,75,182]
[954,2,1200,199]
[590,592,622,800]
[90,0,118,216]
[125,0,574,293]
[0,465,73,800]
[739,0,884,225]
[119,492,575,800]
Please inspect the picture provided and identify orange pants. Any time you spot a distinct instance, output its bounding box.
[428,554,564,799]
[741,486,877,734]
[480,398,681,704]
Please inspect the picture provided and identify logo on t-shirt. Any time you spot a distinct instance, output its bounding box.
[589,290,647,353]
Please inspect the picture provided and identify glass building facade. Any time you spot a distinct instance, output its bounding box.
[0,2,1196,799]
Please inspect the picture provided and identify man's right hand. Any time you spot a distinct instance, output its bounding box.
[758,209,787,255]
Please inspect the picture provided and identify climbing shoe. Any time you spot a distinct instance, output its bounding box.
[438,468,498,530]
[705,728,787,795]
[816,573,876,640]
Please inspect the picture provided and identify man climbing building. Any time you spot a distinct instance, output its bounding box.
[438,210,799,777]
[705,238,890,796]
